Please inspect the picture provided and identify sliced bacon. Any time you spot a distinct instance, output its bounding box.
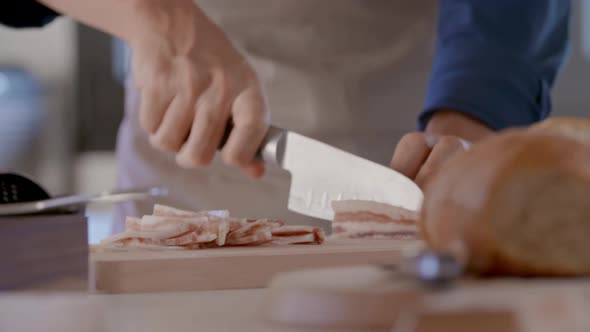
[153,204,230,218]
[161,231,217,246]
[271,225,316,236]
[313,227,326,244]
[95,205,324,252]
[139,215,192,238]
[98,238,188,251]
[100,230,169,244]
[226,230,273,246]
[227,219,279,242]
[125,217,141,231]
[271,233,316,245]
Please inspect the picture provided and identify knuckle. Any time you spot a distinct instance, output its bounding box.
[178,149,213,168]
[400,132,424,145]
[395,132,424,150]
[233,107,268,130]
[221,149,246,167]
[191,152,214,167]
[140,116,157,134]
[197,107,218,127]
[437,135,463,149]
[149,134,181,152]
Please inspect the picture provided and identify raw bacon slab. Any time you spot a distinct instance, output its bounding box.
[331,200,419,240]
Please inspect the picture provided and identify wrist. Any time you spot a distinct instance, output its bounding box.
[126,0,204,52]
[424,109,494,142]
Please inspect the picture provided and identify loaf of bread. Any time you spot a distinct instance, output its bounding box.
[420,117,590,276]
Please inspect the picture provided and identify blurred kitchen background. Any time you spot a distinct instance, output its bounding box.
[0,2,589,243]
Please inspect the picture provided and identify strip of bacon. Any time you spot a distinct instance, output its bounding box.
[271,225,316,237]
[125,217,141,232]
[96,238,187,251]
[95,205,324,252]
[140,215,192,239]
[153,204,230,218]
[227,220,279,242]
[226,230,273,246]
[161,232,218,246]
[271,233,316,245]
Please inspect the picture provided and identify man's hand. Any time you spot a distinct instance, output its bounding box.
[36,0,269,177]
[390,111,494,188]
[130,0,269,177]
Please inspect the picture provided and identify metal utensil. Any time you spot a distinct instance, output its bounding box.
[0,172,167,216]
[381,251,464,289]
[220,124,424,221]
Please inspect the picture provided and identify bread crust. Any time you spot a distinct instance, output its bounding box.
[420,120,590,276]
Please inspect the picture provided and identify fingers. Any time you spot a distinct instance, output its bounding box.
[138,86,173,134]
[244,161,266,178]
[176,83,229,168]
[149,93,194,152]
[391,132,471,189]
[220,86,269,175]
[414,135,467,188]
[390,132,431,180]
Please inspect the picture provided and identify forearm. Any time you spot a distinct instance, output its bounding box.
[37,0,206,46]
[420,0,571,131]
[425,109,494,143]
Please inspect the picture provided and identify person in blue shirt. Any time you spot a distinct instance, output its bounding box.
[0,0,571,193]
[391,0,571,186]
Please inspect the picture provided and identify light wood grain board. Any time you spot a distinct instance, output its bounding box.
[90,239,423,294]
[0,213,88,290]
[3,278,590,332]
[263,265,590,331]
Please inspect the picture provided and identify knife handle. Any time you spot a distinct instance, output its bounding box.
[218,120,285,166]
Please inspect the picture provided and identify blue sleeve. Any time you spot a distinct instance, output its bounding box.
[0,1,59,28]
[419,0,571,131]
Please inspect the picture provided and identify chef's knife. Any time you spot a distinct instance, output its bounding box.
[220,124,423,221]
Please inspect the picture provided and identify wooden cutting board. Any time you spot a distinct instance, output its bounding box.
[90,239,423,294]
[0,213,88,291]
[262,265,590,332]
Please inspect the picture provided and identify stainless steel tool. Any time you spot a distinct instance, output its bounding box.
[381,250,464,288]
[0,172,167,216]
[220,124,424,220]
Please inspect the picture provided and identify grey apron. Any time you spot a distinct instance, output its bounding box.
[114,1,437,233]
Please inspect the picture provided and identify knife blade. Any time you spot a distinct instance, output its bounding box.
[220,124,423,221]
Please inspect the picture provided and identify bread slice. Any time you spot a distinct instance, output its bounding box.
[420,126,590,276]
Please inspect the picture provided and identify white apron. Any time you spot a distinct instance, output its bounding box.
[114,1,438,233]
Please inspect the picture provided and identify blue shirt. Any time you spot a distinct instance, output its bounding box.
[420,0,571,131]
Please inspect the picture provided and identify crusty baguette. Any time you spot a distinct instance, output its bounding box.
[420,124,590,276]
[529,116,590,144]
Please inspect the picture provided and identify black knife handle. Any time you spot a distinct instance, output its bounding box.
[217,120,266,160]
[217,120,283,165]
